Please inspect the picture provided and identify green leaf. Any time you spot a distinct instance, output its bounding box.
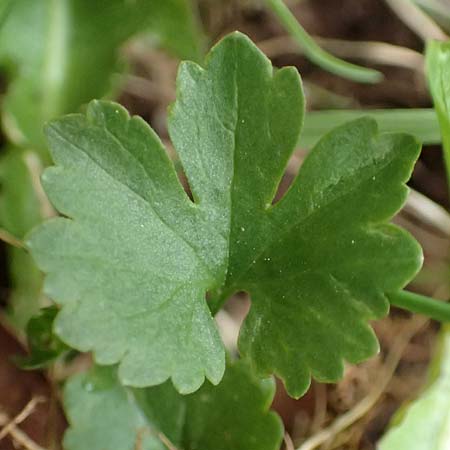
[28,32,422,397]
[0,0,203,151]
[379,327,450,449]
[0,149,44,328]
[426,40,450,184]
[16,306,69,369]
[63,361,283,450]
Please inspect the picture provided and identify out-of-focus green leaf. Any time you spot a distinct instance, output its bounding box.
[16,306,69,369]
[0,0,11,24]
[0,150,42,236]
[379,327,450,449]
[426,40,450,183]
[300,108,441,149]
[0,149,45,328]
[63,361,283,450]
[0,0,203,152]
[146,0,204,62]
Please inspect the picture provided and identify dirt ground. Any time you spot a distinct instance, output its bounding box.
[1,1,449,449]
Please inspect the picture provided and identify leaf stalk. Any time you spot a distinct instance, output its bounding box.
[389,290,450,322]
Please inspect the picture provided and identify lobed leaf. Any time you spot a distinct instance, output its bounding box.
[28,32,422,397]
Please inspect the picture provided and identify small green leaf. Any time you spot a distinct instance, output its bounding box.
[28,32,422,397]
[426,40,450,183]
[63,361,283,450]
[64,366,172,450]
[379,327,450,449]
[16,306,69,370]
[0,0,203,151]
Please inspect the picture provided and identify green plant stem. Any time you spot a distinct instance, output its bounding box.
[210,290,450,323]
[300,108,441,148]
[264,0,383,83]
[389,290,450,322]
